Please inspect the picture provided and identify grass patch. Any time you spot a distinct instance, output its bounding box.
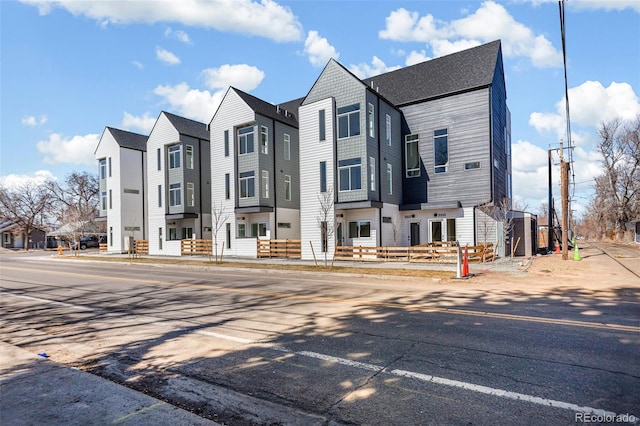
[61,255,455,280]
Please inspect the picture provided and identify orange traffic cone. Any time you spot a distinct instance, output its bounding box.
[462,245,469,277]
[554,240,560,254]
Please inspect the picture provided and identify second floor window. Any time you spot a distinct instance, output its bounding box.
[187,182,194,207]
[169,145,181,169]
[284,175,291,201]
[225,173,230,200]
[99,159,106,179]
[434,129,448,174]
[369,157,376,192]
[386,114,392,146]
[238,126,254,155]
[239,171,255,198]
[338,104,360,139]
[101,191,107,210]
[262,170,269,198]
[338,158,362,192]
[169,183,181,206]
[368,103,375,137]
[405,134,420,177]
[320,161,327,193]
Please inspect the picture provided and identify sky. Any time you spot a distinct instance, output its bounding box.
[1,0,639,218]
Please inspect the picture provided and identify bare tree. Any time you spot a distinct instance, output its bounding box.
[211,201,229,262]
[0,181,51,251]
[584,116,640,240]
[46,171,100,231]
[316,188,335,266]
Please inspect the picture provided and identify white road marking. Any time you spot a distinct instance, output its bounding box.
[0,291,95,312]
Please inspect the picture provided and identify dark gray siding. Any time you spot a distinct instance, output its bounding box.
[490,50,509,204]
[377,99,403,205]
[274,121,300,209]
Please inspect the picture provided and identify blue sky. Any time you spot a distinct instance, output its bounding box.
[1,0,639,216]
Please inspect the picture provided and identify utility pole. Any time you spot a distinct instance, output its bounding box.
[559,140,570,260]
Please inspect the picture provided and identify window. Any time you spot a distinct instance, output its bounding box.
[224,130,229,157]
[406,134,420,177]
[348,221,371,238]
[101,191,107,210]
[169,227,178,241]
[186,145,194,169]
[123,189,139,194]
[278,222,291,228]
[159,227,163,250]
[386,163,393,195]
[238,126,254,155]
[187,182,194,207]
[169,144,181,169]
[284,175,291,201]
[239,171,255,198]
[465,161,480,170]
[337,104,360,139]
[262,170,269,198]
[434,129,448,173]
[158,185,162,207]
[99,159,106,179]
[385,114,391,146]
[169,183,181,207]
[251,223,267,237]
[447,218,456,242]
[109,189,112,209]
[225,173,230,200]
[320,161,327,193]
[157,148,161,170]
[108,157,112,177]
[181,227,193,239]
[261,126,268,154]
[319,110,326,141]
[226,223,231,248]
[237,223,246,238]
[109,226,113,247]
[369,157,376,192]
[368,103,374,137]
[339,158,362,191]
[284,133,290,160]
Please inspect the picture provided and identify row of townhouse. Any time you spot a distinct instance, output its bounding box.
[95,40,512,259]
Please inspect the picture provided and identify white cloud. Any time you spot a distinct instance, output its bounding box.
[22,114,47,126]
[304,31,339,68]
[525,0,640,12]
[156,47,180,65]
[36,133,100,165]
[379,1,563,68]
[201,64,265,91]
[349,56,401,79]
[165,27,191,44]
[529,81,640,140]
[405,50,431,66]
[121,111,156,133]
[153,83,225,123]
[20,0,303,42]
[0,170,57,188]
[132,60,144,70]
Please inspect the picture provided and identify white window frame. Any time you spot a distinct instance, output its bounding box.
[187,182,195,207]
[284,175,291,201]
[168,144,181,169]
[368,102,375,137]
[251,222,267,238]
[405,134,420,177]
[262,170,269,199]
[434,128,448,174]
[348,220,371,238]
[338,158,362,192]
[238,126,254,155]
[261,125,268,154]
[337,104,360,139]
[284,133,290,160]
[239,172,255,199]
[169,183,182,207]
[101,191,107,210]
[385,114,391,146]
[186,145,194,169]
[99,159,106,179]
[387,163,393,195]
[369,156,376,192]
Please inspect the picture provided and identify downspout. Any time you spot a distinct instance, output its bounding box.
[376,95,382,247]
[142,151,146,239]
[272,119,277,239]
[199,138,204,239]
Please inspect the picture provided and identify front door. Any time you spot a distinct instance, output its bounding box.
[410,222,420,246]
[431,220,443,243]
[336,222,343,246]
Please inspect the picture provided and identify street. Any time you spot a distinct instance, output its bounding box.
[1,250,639,425]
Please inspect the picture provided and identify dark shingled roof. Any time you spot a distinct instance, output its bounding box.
[362,40,502,106]
[233,88,300,128]
[106,127,148,152]
[163,111,209,140]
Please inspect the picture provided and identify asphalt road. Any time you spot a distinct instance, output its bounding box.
[1,252,639,425]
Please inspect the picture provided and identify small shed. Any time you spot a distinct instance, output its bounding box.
[506,211,538,257]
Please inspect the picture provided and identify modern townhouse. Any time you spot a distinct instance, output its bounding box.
[299,40,511,260]
[209,87,301,257]
[146,111,211,255]
[95,127,147,253]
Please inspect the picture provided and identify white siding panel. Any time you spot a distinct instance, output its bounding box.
[276,207,300,240]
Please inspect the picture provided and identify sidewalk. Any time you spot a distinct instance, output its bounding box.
[0,342,218,426]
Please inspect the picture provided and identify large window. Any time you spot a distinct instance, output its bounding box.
[386,163,393,195]
[368,103,375,137]
[261,126,268,154]
[262,170,269,198]
[169,144,181,169]
[349,221,371,238]
[239,171,255,198]
[385,114,391,146]
[99,159,106,179]
[251,223,267,237]
[339,158,362,191]
[187,182,194,207]
[238,126,254,155]
[405,134,420,177]
[434,129,448,173]
[319,110,326,142]
[369,157,376,192]
[186,145,194,169]
[169,183,182,206]
[338,104,360,139]
[284,133,290,160]
[320,161,327,193]
[284,175,291,201]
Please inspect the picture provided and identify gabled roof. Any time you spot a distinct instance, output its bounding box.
[106,127,148,152]
[233,88,300,128]
[162,111,210,140]
[362,40,502,106]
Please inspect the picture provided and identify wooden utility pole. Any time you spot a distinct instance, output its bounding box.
[560,160,570,260]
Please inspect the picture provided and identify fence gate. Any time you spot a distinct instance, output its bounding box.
[257,239,301,258]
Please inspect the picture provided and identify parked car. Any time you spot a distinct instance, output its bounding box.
[72,236,103,250]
